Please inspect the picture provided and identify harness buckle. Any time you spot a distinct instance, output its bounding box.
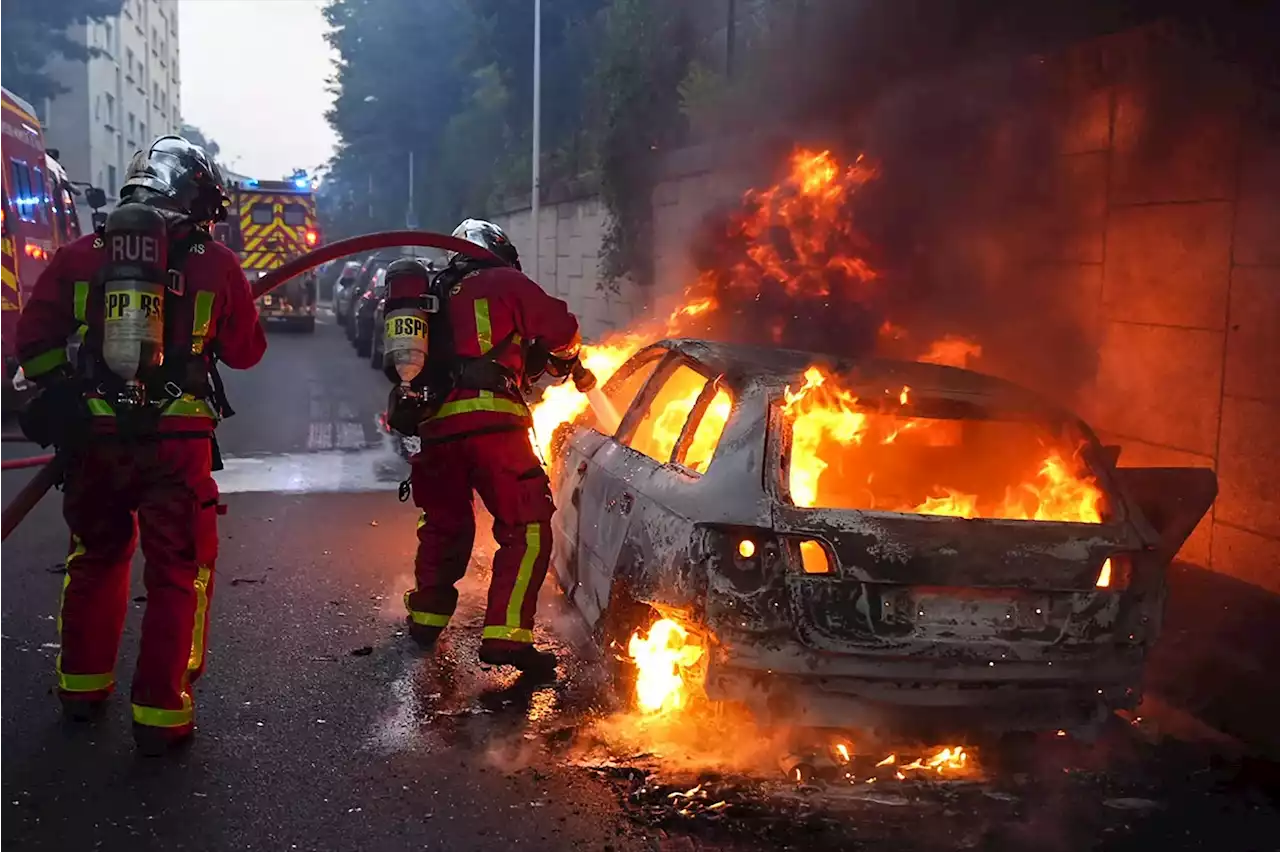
[163,381,183,399]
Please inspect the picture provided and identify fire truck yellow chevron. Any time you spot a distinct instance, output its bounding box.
[1,233,21,311]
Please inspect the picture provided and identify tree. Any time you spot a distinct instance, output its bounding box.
[0,0,125,104]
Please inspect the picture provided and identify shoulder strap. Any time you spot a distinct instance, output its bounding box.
[156,232,207,395]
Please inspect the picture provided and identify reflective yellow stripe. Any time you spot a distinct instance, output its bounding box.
[186,564,212,673]
[482,625,534,643]
[416,512,427,530]
[408,610,451,627]
[504,523,541,631]
[431,395,528,420]
[73,280,89,323]
[162,397,216,418]
[132,697,193,728]
[22,347,69,378]
[474,298,492,354]
[191,291,215,354]
[59,670,115,692]
[82,396,215,419]
[56,537,114,693]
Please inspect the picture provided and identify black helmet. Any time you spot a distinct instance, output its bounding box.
[120,135,229,223]
[449,218,520,270]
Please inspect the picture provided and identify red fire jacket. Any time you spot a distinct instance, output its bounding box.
[423,265,580,442]
[15,232,266,433]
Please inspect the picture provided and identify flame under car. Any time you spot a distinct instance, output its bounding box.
[547,339,1216,736]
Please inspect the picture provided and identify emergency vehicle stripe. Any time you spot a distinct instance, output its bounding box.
[474,298,492,354]
[187,565,212,674]
[133,694,193,728]
[1,234,20,311]
[500,523,541,638]
[431,394,528,420]
[55,537,116,693]
[21,347,69,378]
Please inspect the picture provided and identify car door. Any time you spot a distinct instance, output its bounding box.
[551,352,666,617]
[572,356,726,629]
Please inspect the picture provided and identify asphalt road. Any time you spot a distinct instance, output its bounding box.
[3,311,1278,852]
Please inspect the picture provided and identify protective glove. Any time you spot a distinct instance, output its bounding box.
[386,385,431,437]
[17,369,88,450]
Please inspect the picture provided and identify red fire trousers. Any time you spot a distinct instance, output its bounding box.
[405,429,555,652]
[57,438,220,734]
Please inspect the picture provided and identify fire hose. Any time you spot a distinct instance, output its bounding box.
[1,230,508,542]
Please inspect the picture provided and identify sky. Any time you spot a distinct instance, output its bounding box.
[178,0,338,180]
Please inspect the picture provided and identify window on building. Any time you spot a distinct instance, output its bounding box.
[9,160,36,223]
[128,112,136,135]
[126,48,135,78]
[104,93,116,126]
[139,121,147,141]
[104,21,115,53]
[107,165,118,193]
[153,82,160,102]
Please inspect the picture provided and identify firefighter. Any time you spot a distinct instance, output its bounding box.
[15,135,266,755]
[392,219,592,678]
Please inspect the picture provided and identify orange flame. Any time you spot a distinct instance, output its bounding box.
[628,618,705,715]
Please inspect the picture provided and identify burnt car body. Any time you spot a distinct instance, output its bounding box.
[547,339,1216,736]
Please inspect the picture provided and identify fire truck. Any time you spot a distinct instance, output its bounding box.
[2,86,90,405]
[215,174,320,333]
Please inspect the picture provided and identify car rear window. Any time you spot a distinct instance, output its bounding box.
[778,374,1107,523]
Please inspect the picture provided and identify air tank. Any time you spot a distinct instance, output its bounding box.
[100,203,168,389]
[382,258,433,385]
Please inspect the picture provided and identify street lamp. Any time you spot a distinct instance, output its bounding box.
[531,0,541,279]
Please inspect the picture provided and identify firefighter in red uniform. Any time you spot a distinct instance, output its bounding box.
[390,219,592,678]
[15,136,266,754]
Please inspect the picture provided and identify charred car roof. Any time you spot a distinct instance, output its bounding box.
[648,338,1083,424]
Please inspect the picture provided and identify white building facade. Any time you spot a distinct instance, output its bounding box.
[41,0,181,230]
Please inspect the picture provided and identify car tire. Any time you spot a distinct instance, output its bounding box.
[595,585,656,711]
[369,341,383,369]
[355,332,372,358]
[297,317,316,334]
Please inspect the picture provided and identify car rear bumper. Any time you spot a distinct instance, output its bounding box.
[703,636,1144,733]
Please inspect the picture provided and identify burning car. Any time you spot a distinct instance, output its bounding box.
[545,338,1216,738]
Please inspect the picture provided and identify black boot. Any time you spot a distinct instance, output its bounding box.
[478,644,558,680]
[407,621,443,649]
[60,696,107,723]
[133,723,194,757]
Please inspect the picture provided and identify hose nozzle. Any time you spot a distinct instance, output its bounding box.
[571,362,597,393]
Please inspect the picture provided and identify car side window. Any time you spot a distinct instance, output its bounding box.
[590,355,663,436]
[672,380,732,474]
[622,363,715,464]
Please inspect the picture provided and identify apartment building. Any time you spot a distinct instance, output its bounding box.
[41,0,181,230]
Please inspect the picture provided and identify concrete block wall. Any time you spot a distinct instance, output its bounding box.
[492,196,646,342]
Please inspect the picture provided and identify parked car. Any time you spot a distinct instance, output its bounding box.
[344,255,389,343]
[352,265,387,357]
[546,338,1216,739]
[331,260,363,324]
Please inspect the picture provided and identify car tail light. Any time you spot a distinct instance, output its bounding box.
[1097,553,1134,590]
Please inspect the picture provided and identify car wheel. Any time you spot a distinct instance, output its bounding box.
[595,585,655,711]
[369,340,383,369]
[355,331,372,358]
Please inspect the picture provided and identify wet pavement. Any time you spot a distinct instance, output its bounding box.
[3,312,1278,851]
